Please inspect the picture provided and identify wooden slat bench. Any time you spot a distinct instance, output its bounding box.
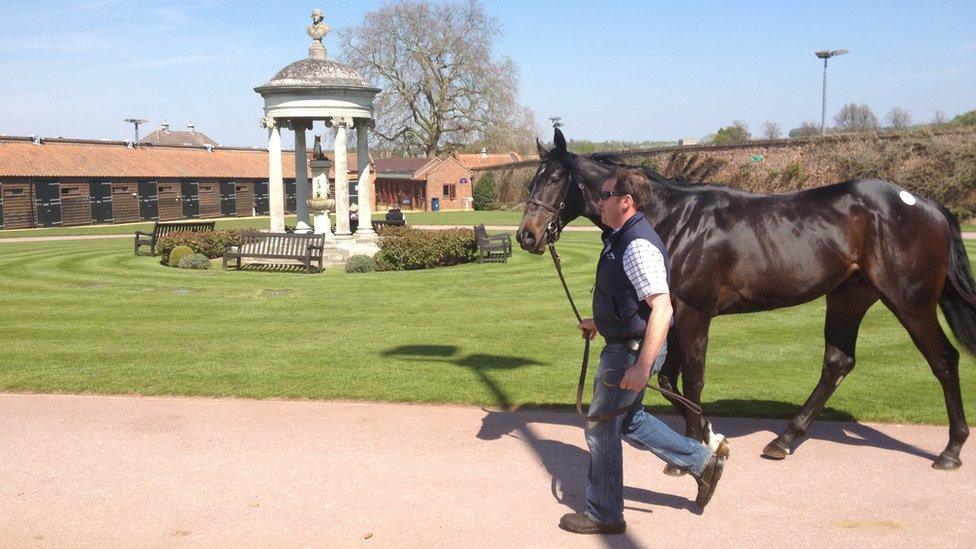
[134,220,216,256]
[474,224,512,263]
[222,231,325,273]
[371,219,406,232]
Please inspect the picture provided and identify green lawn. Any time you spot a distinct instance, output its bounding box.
[1,233,974,425]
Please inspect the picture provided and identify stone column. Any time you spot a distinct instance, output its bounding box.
[332,117,351,238]
[293,120,310,227]
[355,120,375,238]
[263,115,285,233]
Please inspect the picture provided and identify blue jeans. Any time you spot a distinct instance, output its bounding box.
[584,342,713,525]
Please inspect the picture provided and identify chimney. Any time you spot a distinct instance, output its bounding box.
[161,120,170,132]
[187,122,195,133]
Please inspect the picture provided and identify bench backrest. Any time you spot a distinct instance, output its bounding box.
[473,224,489,242]
[153,221,216,239]
[238,231,325,258]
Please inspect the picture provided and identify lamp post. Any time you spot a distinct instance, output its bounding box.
[815,49,848,136]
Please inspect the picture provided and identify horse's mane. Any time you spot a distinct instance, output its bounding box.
[581,152,758,198]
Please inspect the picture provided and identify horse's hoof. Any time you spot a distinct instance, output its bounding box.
[932,456,962,470]
[762,440,791,460]
[663,464,688,477]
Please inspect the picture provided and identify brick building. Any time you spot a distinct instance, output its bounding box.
[374,156,473,211]
[0,136,365,230]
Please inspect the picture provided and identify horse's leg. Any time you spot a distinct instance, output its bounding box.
[661,299,719,476]
[887,303,968,469]
[763,275,879,459]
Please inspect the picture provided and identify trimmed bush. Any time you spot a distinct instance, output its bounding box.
[158,230,241,265]
[375,227,478,271]
[177,253,212,270]
[473,173,497,210]
[345,254,377,273]
[167,245,195,268]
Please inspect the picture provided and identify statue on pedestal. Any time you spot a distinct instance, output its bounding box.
[307,9,330,58]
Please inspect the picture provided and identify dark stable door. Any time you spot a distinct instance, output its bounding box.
[254,181,269,215]
[138,181,158,221]
[285,180,296,212]
[89,181,113,224]
[220,181,237,216]
[181,181,199,218]
[34,180,62,227]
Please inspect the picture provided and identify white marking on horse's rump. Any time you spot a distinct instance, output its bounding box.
[899,190,917,206]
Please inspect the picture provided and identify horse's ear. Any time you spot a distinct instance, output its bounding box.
[554,128,567,153]
[536,137,548,159]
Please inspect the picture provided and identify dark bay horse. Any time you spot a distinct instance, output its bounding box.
[518,128,976,470]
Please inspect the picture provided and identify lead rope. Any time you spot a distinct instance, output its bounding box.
[546,241,703,421]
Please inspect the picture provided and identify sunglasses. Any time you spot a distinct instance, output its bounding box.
[600,190,627,200]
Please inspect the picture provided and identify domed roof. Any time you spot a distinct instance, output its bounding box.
[257,57,377,92]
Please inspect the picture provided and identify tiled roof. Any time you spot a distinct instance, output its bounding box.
[140,129,219,147]
[374,157,439,178]
[0,137,365,179]
[453,152,531,169]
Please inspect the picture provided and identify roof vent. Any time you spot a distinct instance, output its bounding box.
[161,120,170,132]
[187,122,196,133]
[480,146,488,157]
[126,140,134,149]
[204,144,214,152]
[30,134,42,145]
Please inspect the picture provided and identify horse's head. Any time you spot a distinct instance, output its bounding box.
[516,128,584,254]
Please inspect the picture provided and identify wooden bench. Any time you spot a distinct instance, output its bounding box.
[134,220,216,256]
[222,231,325,273]
[474,224,512,263]
[371,219,406,232]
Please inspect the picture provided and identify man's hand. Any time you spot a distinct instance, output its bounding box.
[578,318,597,340]
[619,364,651,391]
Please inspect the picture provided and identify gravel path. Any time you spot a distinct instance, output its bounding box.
[2,393,973,547]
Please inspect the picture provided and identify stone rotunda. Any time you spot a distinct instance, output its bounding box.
[254,8,382,259]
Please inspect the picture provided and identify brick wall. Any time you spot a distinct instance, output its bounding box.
[425,159,473,211]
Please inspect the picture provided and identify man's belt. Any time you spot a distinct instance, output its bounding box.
[604,337,643,351]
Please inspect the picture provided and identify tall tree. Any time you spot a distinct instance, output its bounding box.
[339,0,532,157]
[834,103,879,132]
[788,120,821,138]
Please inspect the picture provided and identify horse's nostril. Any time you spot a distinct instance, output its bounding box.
[519,231,535,246]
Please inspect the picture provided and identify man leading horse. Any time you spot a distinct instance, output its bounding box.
[558,169,727,535]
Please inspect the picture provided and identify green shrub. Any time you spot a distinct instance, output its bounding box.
[375,227,478,271]
[473,173,497,210]
[177,253,212,270]
[167,245,195,267]
[158,230,241,265]
[345,254,377,273]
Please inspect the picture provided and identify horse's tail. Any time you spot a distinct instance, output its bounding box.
[937,205,976,356]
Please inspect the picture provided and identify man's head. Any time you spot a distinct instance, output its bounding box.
[599,169,648,229]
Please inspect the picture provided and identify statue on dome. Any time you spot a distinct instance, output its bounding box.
[307,9,330,42]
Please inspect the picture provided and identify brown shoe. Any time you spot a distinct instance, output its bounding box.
[559,513,626,535]
[695,453,726,510]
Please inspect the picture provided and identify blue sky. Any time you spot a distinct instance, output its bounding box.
[1,0,973,148]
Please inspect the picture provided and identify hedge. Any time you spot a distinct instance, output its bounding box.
[375,227,478,271]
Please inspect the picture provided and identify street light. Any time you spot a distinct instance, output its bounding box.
[815,49,848,136]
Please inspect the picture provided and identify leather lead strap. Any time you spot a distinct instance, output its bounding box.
[546,242,703,421]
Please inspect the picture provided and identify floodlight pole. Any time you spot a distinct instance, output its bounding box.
[816,49,848,136]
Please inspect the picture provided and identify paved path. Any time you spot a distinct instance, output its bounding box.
[1,393,973,547]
